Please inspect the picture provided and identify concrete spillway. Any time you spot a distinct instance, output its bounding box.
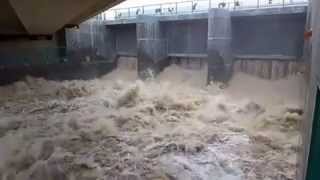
[66,6,307,83]
[0,5,307,85]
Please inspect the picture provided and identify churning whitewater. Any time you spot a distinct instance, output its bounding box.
[0,64,305,180]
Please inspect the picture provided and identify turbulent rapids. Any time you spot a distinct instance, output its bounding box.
[0,64,305,180]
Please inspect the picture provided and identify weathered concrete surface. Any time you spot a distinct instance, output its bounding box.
[136,16,168,79]
[109,24,137,56]
[0,40,60,67]
[104,6,307,25]
[105,6,306,63]
[231,5,307,17]
[0,0,126,84]
[300,0,319,179]
[63,5,307,83]
[0,0,124,35]
[0,61,116,85]
[0,31,116,85]
[104,6,307,64]
[66,20,113,63]
[0,1,26,35]
[207,8,232,83]
[163,20,208,55]
[159,13,208,22]
[233,59,306,80]
[0,19,117,85]
[232,13,306,57]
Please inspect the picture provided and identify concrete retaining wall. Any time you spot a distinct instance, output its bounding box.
[0,40,115,85]
[233,59,307,80]
[0,40,60,67]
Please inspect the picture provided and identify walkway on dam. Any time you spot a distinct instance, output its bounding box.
[96,0,308,21]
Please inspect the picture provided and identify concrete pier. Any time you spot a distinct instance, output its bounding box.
[136,16,168,79]
[207,9,232,83]
[66,21,113,62]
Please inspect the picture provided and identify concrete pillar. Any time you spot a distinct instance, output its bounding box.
[207,8,233,83]
[93,23,116,61]
[55,28,67,58]
[66,20,116,63]
[103,26,117,61]
[136,16,168,79]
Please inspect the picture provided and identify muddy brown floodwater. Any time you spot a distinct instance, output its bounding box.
[0,64,305,180]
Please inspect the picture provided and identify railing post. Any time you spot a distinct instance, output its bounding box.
[128,8,130,18]
[191,1,193,13]
[176,2,178,14]
[282,0,285,7]
[114,10,117,19]
[142,6,145,15]
[257,0,260,8]
[209,0,211,9]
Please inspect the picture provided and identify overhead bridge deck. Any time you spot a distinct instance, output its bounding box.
[0,0,125,36]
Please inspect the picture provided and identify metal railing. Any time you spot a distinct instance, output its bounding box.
[95,0,308,21]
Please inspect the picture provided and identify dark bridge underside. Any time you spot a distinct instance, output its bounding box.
[0,0,124,36]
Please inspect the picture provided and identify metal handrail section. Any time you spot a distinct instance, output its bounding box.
[95,0,308,21]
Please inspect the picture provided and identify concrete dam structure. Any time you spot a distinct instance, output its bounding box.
[0,2,308,85]
[67,5,307,83]
[0,0,128,85]
[3,1,320,180]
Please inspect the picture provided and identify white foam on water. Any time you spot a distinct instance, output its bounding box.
[0,64,305,180]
